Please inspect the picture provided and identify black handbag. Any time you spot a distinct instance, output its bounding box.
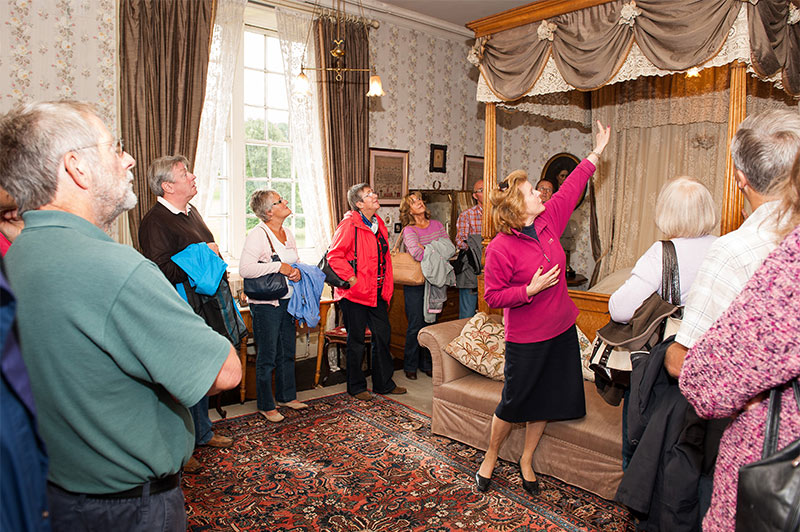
[736,380,800,532]
[318,226,357,289]
[243,227,288,300]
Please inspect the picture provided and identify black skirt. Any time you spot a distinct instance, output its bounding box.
[495,325,586,423]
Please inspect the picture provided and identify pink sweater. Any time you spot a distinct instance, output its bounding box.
[484,159,596,343]
[680,224,800,531]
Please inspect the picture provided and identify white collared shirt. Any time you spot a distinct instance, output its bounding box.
[675,201,781,348]
[157,196,192,216]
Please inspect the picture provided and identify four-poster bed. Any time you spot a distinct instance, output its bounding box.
[466,0,799,325]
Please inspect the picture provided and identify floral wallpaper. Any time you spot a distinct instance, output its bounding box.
[369,20,595,284]
[1,0,118,231]
[369,20,484,241]
[1,0,117,126]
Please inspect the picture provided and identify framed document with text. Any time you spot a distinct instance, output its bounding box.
[369,148,409,206]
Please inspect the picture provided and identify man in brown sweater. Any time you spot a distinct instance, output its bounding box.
[138,155,233,472]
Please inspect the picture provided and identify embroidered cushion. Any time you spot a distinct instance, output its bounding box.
[444,313,506,381]
[577,326,595,382]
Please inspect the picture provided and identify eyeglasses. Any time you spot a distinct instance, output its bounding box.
[474,188,483,193]
[71,138,125,157]
[361,191,377,199]
[271,198,286,207]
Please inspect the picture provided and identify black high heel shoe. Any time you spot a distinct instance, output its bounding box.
[519,462,540,496]
[474,472,491,492]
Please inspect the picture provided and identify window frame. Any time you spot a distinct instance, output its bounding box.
[228,9,311,261]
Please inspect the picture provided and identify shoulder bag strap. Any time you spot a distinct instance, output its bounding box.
[392,227,406,253]
[763,387,782,458]
[661,240,681,306]
[261,226,278,255]
[762,379,800,459]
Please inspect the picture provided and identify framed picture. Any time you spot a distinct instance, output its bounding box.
[462,155,484,191]
[429,144,447,173]
[541,152,587,208]
[369,148,409,206]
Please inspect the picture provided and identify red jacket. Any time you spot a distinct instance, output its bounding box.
[328,210,394,306]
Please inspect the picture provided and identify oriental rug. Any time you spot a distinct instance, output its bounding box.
[184,393,634,531]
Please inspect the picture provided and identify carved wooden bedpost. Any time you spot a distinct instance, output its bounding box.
[478,102,497,314]
[721,61,747,235]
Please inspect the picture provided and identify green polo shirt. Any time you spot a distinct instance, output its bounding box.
[5,210,232,494]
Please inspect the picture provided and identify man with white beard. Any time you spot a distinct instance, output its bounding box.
[0,101,241,532]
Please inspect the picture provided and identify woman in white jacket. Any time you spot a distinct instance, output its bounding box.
[608,176,717,469]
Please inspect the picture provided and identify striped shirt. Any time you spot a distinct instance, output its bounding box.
[401,220,449,261]
[455,204,482,250]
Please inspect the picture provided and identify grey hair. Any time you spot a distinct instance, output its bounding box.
[147,155,190,196]
[249,189,278,222]
[731,109,800,194]
[654,176,717,239]
[0,100,102,214]
[347,183,370,211]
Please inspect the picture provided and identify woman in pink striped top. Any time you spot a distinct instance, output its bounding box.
[399,192,450,379]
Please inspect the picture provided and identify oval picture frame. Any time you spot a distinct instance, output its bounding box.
[541,152,587,209]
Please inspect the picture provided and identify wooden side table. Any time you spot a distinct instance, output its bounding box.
[313,299,336,388]
[237,306,251,403]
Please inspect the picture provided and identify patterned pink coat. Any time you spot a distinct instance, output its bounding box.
[680,223,800,531]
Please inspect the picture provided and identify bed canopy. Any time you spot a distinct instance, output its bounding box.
[466,0,799,311]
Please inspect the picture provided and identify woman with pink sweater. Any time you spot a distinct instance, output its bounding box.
[475,121,611,495]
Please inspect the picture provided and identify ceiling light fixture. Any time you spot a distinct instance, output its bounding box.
[298,0,384,97]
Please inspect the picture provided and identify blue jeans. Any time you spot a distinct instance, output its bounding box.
[251,300,297,411]
[403,284,432,373]
[459,288,477,319]
[189,396,212,446]
[47,482,186,532]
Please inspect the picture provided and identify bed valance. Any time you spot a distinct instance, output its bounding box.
[469,0,799,101]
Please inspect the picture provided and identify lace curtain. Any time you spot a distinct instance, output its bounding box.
[194,0,247,217]
[276,7,332,259]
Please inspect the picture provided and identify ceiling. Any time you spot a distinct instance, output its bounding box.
[365,0,531,32]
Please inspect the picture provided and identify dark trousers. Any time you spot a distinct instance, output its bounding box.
[339,297,396,395]
[46,482,186,532]
[403,284,432,373]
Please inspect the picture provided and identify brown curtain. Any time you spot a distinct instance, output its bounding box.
[315,16,370,223]
[119,0,215,251]
[747,0,800,95]
[475,0,799,99]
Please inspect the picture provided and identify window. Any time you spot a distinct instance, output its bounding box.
[222,7,310,261]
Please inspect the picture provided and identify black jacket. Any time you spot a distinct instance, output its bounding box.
[615,338,707,531]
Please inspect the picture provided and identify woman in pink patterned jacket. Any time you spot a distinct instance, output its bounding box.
[680,152,800,531]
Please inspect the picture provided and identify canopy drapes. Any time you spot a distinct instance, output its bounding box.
[467,0,798,303]
[470,0,799,101]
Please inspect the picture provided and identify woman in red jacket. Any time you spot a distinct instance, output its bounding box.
[327,184,406,400]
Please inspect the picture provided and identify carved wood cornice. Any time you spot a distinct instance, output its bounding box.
[466,0,616,38]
